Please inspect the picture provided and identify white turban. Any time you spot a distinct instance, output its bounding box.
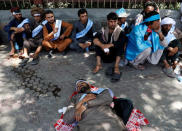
[161,17,176,26]
[115,8,129,18]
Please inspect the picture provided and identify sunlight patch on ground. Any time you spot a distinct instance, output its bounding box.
[118,94,127,98]
[96,73,101,77]
[166,119,177,126]
[170,101,182,112]
[164,79,182,90]
[138,74,144,79]
[152,90,162,100]
[63,56,68,59]
[143,104,153,113]
[145,82,150,85]
[0,93,16,100]
[152,93,162,100]
[141,93,157,106]
[15,89,25,96]
[0,116,16,131]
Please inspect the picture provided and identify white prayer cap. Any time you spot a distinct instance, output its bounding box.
[75,79,88,91]
[161,17,176,26]
[33,14,41,17]
[115,8,129,18]
[12,11,21,15]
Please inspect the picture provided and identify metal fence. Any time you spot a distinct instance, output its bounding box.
[0,0,181,9]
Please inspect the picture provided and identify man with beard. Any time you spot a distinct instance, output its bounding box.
[160,17,182,77]
[4,8,29,56]
[115,8,129,34]
[55,80,127,131]
[135,1,159,26]
[42,10,73,57]
[93,12,126,82]
[70,8,95,52]
[20,7,46,66]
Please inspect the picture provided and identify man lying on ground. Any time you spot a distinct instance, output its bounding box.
[55,80,155,131]
[55,79,127,131]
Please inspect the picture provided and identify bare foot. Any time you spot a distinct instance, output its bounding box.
[93,65,102,74]
[9,49,15,56]
[114,66,120,74]
[79,42,91,49]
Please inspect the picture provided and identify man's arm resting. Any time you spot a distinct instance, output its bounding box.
[94,38,114,50]
[61,21,73,38]
[168,47,178,54]
[87,90,113,107]
[43,26,54,41]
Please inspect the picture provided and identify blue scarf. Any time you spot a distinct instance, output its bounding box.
[76,19,93,39]
[143,14,160,23]
[32,20,48,38]
[51,20,62,41]
[17,18,29,28]
[126,24,164,61]
[79,88,114,101]
[121,22,128,31]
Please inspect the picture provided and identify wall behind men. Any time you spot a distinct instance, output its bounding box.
[0,9,181,43]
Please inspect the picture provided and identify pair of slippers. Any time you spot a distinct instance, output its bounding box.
[105,66,121,83]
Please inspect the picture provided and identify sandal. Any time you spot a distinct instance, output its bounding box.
[110,67,121,82]
[93,65,102,74]
[111,72,122,83]
[19,58,29,67]
[9,51,15,57]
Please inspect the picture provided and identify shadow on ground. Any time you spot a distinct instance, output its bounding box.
[0,44,182,131]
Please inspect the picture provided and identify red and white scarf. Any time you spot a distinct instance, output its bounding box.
[54,114,75,131]
[126,108,149,131]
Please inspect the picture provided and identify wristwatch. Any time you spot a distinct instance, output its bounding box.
[83,102,88,108]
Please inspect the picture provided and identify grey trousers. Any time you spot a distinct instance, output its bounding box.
[130,47,163,66]
[23,38,42,51]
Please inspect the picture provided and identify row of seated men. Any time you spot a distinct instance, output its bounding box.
[4,1,182,82]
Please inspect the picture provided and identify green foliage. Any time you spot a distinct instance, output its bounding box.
[0,1,181,10]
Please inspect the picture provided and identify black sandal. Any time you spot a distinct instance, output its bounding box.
[111,72,122,83]
[19,58,29,67]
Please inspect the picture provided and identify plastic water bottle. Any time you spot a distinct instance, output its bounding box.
[174,65,181,75]
[85,47,89,52]
[15,42,19,53]
[176,75,182,82]
[85,41,90,52]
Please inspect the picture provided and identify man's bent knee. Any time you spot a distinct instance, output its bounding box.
[23,40,31,49]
